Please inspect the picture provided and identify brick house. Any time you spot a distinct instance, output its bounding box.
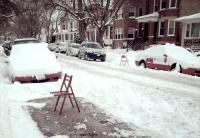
[135,0,200,51]
[112,0,146,49]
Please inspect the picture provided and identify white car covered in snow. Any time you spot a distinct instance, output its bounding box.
[8,43,62,83]
[67,43,80,56]
[135,43,200,76]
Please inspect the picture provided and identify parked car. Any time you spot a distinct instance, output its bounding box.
[48,43,57,51]
[2,41,11,56]
[78,42,106,61]
[11,38,39,46]
[135,44,200,76]
[59,43,69,53]
[67,43,80,56]
[3,38,40,55]
[8,42,62,83]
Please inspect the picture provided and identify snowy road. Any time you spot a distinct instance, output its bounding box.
[56,53,200,138]
[0,48,200,138]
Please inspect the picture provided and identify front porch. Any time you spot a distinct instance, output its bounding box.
[176,13,200,51]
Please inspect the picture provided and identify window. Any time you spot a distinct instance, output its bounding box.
[138,8,143,16]
[115,28,124,39]
[129,7,136,18]
[191,23,200,37]
[128,28,135,38]
[159,21,165,36]
[70,22,73,30]
[70,34,73,41]
[115,29,118,39]
[61,34,65,42]
[168,20,175,36]
[65,34,68,40]
[116,7,123,19]
[160,0,166,9]
[62,25,65,30]
[186,24,191,37]
[185,23,200,38]
[169,0,177,8]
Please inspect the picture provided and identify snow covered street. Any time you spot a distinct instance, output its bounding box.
[0,47,200,138]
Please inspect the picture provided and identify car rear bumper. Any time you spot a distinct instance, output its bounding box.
[14,72,62,83]
[87,53,106,60]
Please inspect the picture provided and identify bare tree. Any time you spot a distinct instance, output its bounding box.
[50,0,124,46]
[83,0,124,46]
[50,0,88,42]
[0,0,18,40]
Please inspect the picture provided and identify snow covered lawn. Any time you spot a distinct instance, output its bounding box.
[0,46,200,138]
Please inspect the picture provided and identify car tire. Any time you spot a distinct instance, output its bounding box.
[139,61,146,68]
[101,59,105,62]
[171,63,182,73]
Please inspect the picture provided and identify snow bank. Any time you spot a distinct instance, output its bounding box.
[9,43,62,79]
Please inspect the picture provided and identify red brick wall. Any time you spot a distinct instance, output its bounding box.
[112,0,146,48]
[180,0,200,16]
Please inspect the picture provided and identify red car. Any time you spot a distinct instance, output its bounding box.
[135,44,200,76]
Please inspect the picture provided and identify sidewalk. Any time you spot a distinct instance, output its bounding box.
[27,97,139,138]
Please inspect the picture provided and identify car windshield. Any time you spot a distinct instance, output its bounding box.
[13,39,39,45]
[86,43,102,49]
[72,44,80,48]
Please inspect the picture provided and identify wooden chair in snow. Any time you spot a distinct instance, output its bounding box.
[120,54,129,66]
[50,73,80,115]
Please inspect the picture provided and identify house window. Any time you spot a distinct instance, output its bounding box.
[63,25,65,30]
[159,21,165,36]
[186,24,191,37]
[169,0,177,8]
[115,29,118,39]
[116,7,123,19]
[115,28,124,39]
[70,34,73,41]
[160,0,167,9]
[129,7,136,18]
[70,22,73,30]
[185,23,200,38]
[168,20,175,36]
[65,34,68,40]
[138,8,143,16]
[191,23,200,37]
[128,28,135,38]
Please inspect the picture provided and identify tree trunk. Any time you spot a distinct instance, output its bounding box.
[97,28,105,47]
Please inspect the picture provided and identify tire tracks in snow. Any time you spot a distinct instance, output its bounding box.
[57,55,200,99]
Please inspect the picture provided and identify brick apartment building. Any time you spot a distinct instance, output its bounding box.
[135,0,200,51]
[112,0,146,48]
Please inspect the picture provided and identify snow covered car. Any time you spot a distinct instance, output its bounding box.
[78,42,106,61]
[135,44,200,76]
[58,43,69,53]
[8,43,62,83]
[67,43,80,56]
[12,38,39,46]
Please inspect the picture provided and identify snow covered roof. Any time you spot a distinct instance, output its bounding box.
[136,12,159,23]
[175,13,200,23]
